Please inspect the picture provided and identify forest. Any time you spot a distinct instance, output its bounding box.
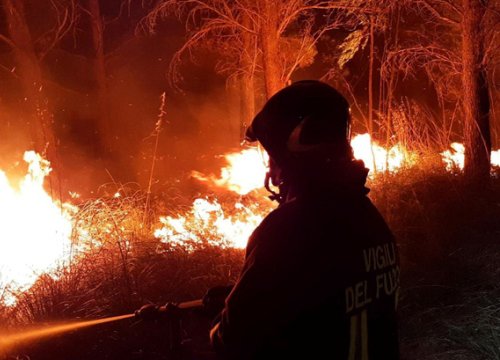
[0,0,499,359]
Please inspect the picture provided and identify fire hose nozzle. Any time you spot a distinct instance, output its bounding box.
[135,300,202,321]
[135,294,217,321]
[134,303,168,321]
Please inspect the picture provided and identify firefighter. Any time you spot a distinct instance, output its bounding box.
[208,80,400,359]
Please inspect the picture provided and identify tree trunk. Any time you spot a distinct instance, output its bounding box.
[461,0,491,184]
[383,4,401,165]
[3,0,55,153]
[368,15,375,137]
[240,13,255,142]
[258,0,283,98]
[88,0,110,147]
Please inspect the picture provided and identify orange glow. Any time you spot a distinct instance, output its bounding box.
[0,152,76,304]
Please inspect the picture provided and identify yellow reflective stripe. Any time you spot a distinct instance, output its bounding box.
[348,310,369,360]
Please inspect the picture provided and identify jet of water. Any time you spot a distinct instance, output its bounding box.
[0,313,134,350]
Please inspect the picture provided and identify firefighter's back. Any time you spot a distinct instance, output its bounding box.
[250,191,400,359]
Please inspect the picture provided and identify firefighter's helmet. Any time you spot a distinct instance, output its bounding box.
[246,80,352,169]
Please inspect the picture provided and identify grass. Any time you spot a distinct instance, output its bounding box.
[398,243,500,360]
[1,166,499,359]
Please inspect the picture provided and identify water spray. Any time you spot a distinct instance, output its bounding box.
[0,313,134,350]
[0,299,204,353]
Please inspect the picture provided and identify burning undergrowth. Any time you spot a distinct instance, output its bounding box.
[1,135,499,359]
[0,149,272,310]
[1,136,499,310]
[5,183,253,323]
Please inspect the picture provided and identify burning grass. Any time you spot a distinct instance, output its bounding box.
[4,183,252,324]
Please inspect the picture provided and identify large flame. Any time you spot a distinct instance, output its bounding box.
[0,152,75,304]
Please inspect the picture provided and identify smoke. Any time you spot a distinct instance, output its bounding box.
[0,29,244,198]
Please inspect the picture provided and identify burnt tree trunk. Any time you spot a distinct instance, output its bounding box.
[3,0,55,154]
[258,0,283,98]
[461,0,491,184]
[88,0,110,147]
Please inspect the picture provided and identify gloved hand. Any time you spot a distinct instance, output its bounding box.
[202,285,233,318]
[134,303,162,321]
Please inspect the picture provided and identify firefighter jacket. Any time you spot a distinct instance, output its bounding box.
[211,161,400,360]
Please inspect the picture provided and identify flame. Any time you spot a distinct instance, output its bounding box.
[195,135,415,195]
[2,136,499,305]
[0,152,76,304]
[441,143,500,170]
[157,133,416,251]
[351,133,414,173]
[154,198,269,249]
[441,143,465,170]
[193,148,269,195]
[492,150,500,168]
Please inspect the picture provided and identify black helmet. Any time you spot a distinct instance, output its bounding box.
[246,80,352,169]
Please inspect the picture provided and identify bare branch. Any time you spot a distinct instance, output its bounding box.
[38,0,78,60]
[167,22,235,88]
[0,34,16,49]
[414,0,461,26]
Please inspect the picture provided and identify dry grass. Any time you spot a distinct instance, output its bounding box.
[398,244,500,360]
[6,184,244,326]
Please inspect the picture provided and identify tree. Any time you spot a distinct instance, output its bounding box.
[141,0,256,143]
[385,0,498,184]
[86,0,111,141]
[461,0,492,182]
[0,0,76,155]
[256,0,283,97]
[322,0,402,139]
[141,0,344,138]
